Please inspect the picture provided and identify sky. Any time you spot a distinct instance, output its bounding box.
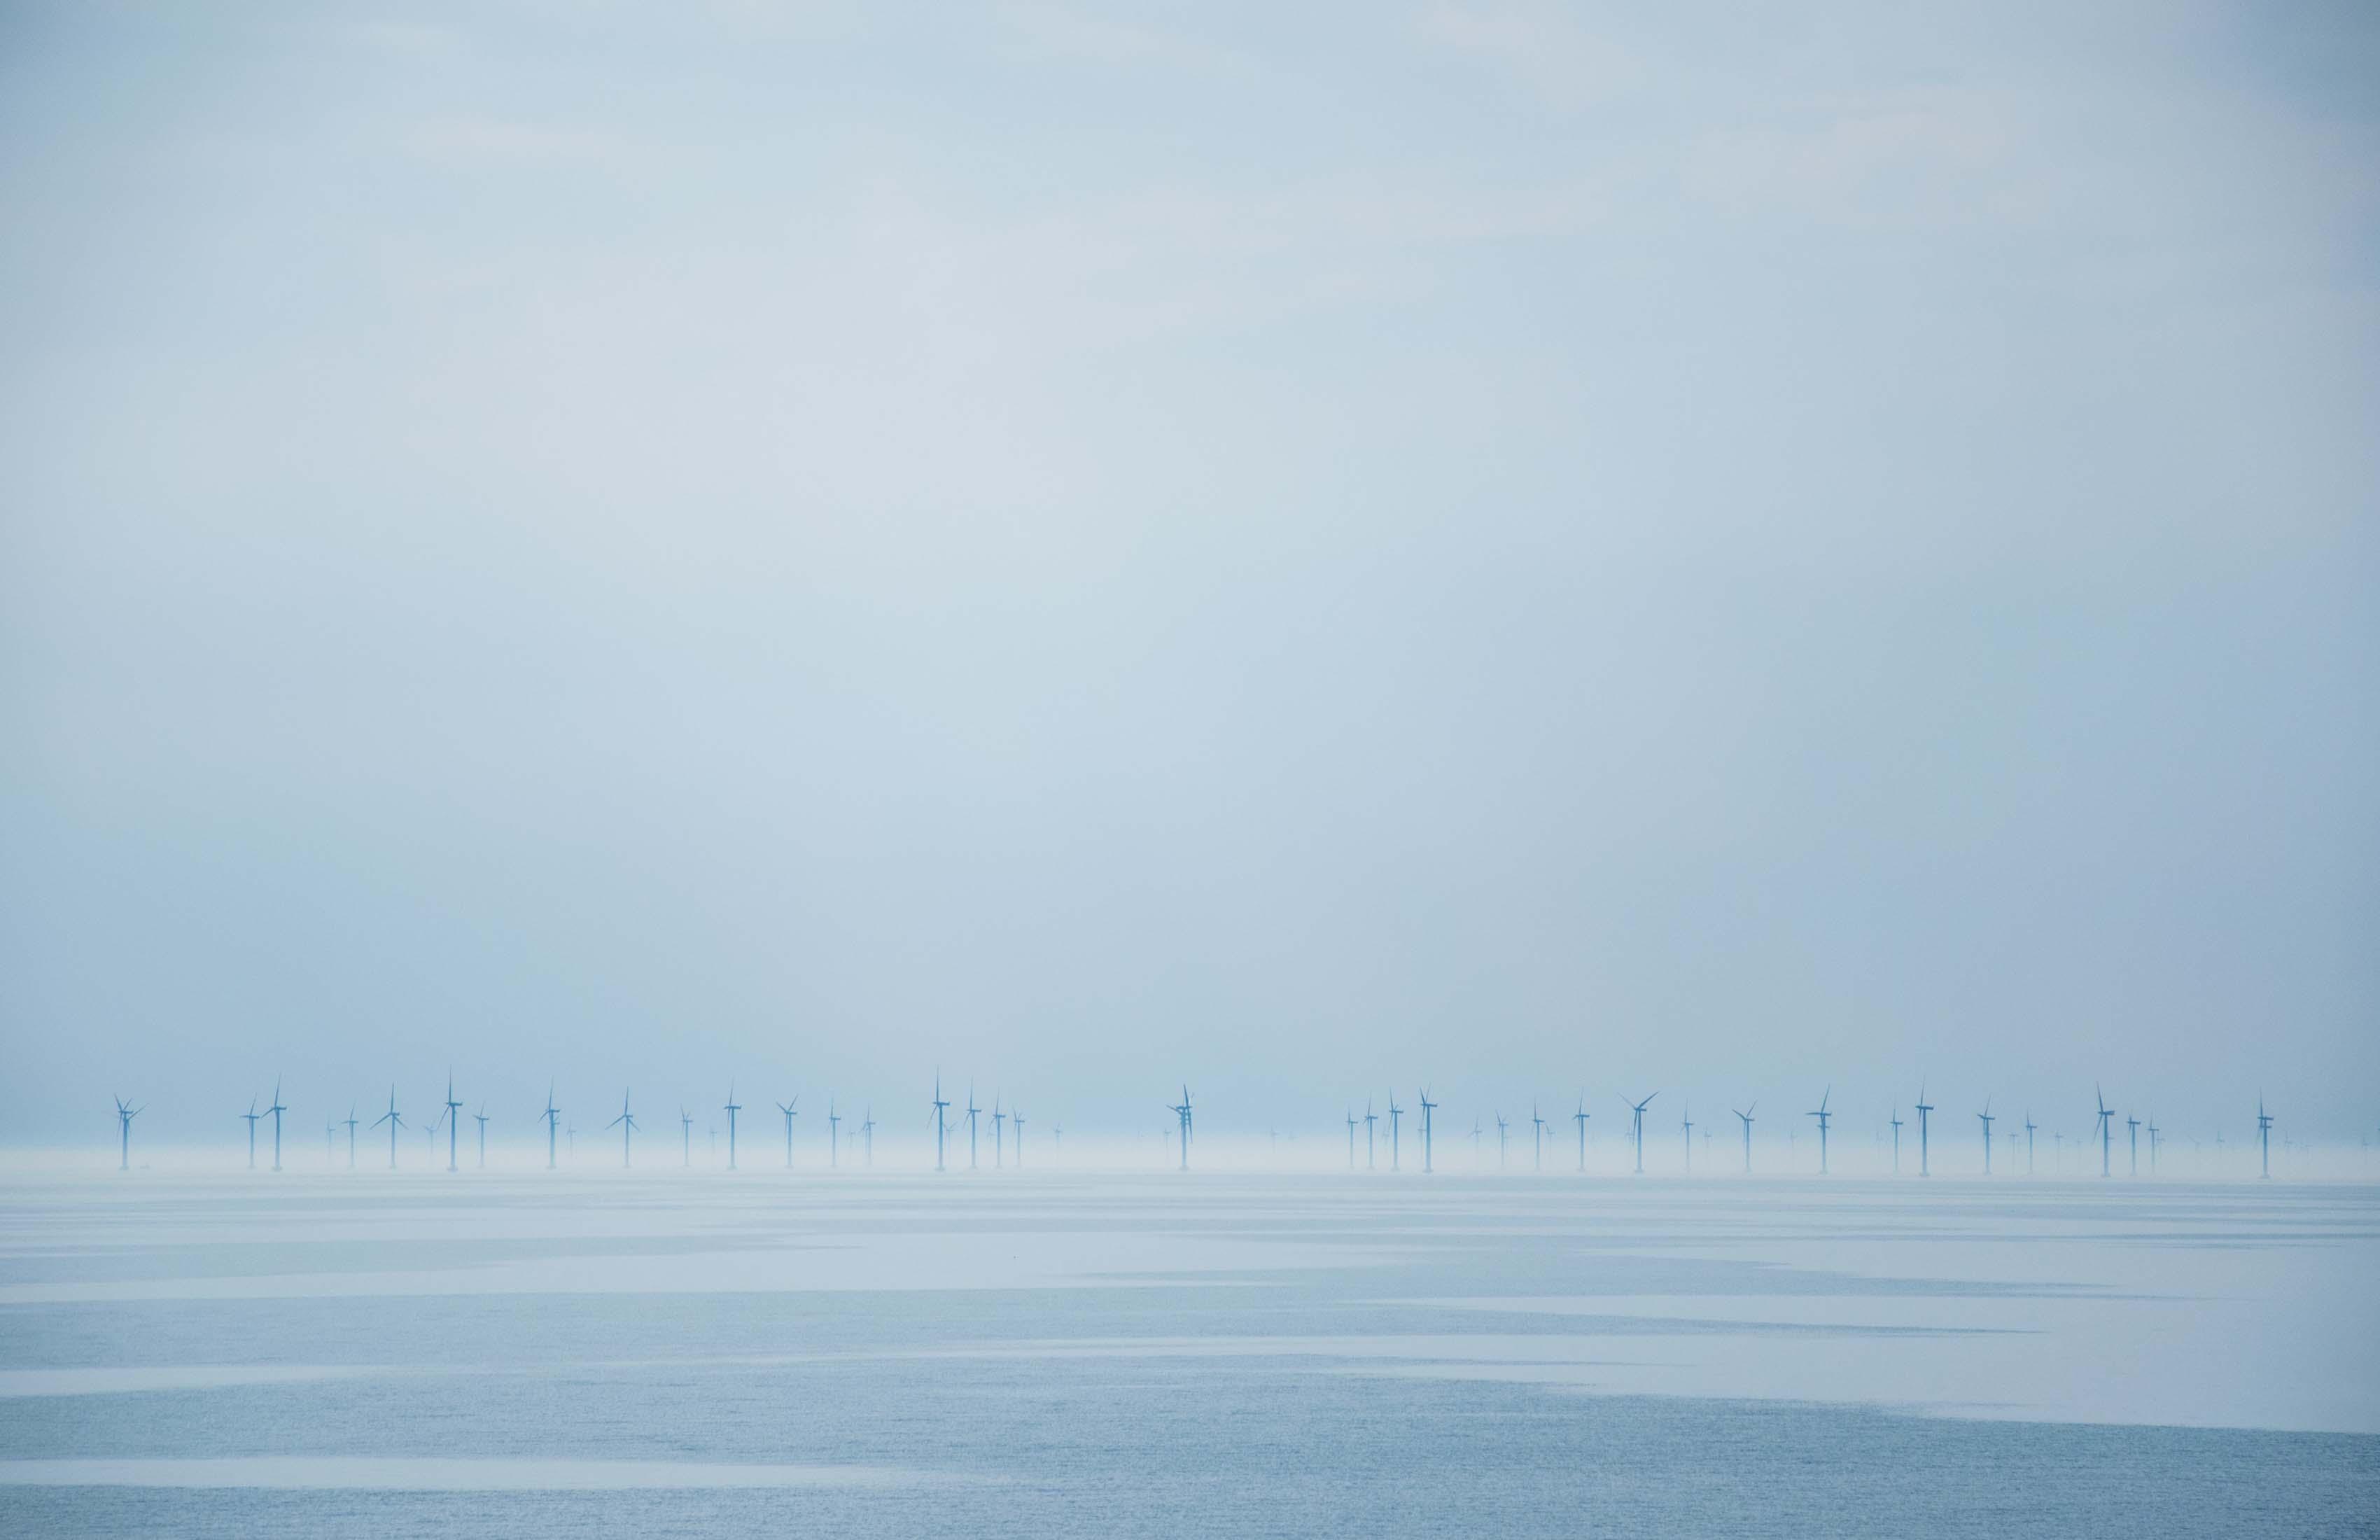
[2,2,2375,1147]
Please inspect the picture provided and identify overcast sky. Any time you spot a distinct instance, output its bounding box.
[3,2,2374,1147]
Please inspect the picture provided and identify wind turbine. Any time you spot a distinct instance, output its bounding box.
[993,1099,1007,1169]
[776,1097,799,1169]
[1387,1094,1403,1172]
[2256,1097,2273,1180]
[2146,1115,2160,1173]
[967,1085,981,1171]
[1679,1101,1692,1172]
[373,1086,403,1170]
[1532,1103,1547,1172]
[2023,1111,2037,1176]
[2094,1086,2115,1178]
[1363,1100,1378,1170]
[1977,1098,1994,1176]
[1011,1109,1026,1166]
[828,1102,841,1168]
[607,1090,637,1168]
[1169,1086,1193,1171]
[1625,1093,1656,1175]
[680,1107,692,1167]
[723,1082,742,1171]
[440,1076,462,1173]
[1807,1088,1832,1175]
[344,1104,358,1170]
[862,1105,876,1168]
[114,1097,140,1170]
[2125,1111,2141,1177]
[1495,1112,1510,1170]
[932,1074,950,1172]
[473,1103,488,1169]
[241,1097,261,1170]
[1887,1107,1901,1174]
[1915,1086,1935,1177]
[1573,1095,1590,1173]
[267,1079,287,1172]
[1345,1108,1358,1169]
[1419,1089,1437,1174]
[541,1085,561,1170]
[1734,1103,1756,1174]
[1469,1116,1482,1167]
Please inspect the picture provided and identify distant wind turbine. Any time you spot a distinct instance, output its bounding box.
[267,1079,287,1172]
[1387,1095,1403,1172]
[1807,1088,1832,1175]
[1363,1100,1378,1170]
[1679,1101,1692,1172]
[1345,1108,1358,1170]
[723,1082,742,1171]
[241,1096,262,1170]
[932,1074,950,1172]
[540,1085,561,1170]
[967,1084,982,1171]
[862,1105,876,1168]
[1915,1086,1935,1177]
[607,1089,638,1168]
[372,1086,403,1170]
[680,1106,692,1167]
[1977,1098,1994,1176]
[1532,1103,1548,1172]
[1889,1107,1902,1175]
[2022,1111,2036,1177]
[1573,1095,1590,1173]
[777,1097,799,1169]
[1495,1112,1509,1170]
[473,1103,488,1169]
[993,1098,1007,1169]
[344,1104,358,1170]
[2126,1111,2141,1177]
[2094,1086,2115,1179]
[1625,1093,1657,1175]
[438,1075,462,1173]
[1734,1103,1756,1174]
[115,1096,140,1171]
[2257,1097,2273,1180]
[1011,1109,1026,1166]
[1169,1085,1193,1172]
[1419,1089,1437,1174]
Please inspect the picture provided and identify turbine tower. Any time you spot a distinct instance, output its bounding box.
[1625,1093,1657,1175]
[1977,1098,1994,1176]
[1011,1110,1026,1166]
[1419,1089,1437,1174]
[1574,1096,1590,1173]
[722,1082,742,1171]
[1734,1103,1756,1174]
[372,1086,403,1170]
[2126,1112,2141,1177]
[967,1085,981,1171]
[344,1104,358,1170]
[2256,1098,2273,1179]
[1889,1107,1902,1174]
[1495,1112,1509,1170]
[114,1097,140,1170]
[2146,1115,2160,1173]
[2022,1111,2037,1176]
[1807,1088,1832,1175]
[680,1107,692,1167]
[993,1099,1007,1169]
[777,1098,799,1169]
[1345,1108,1358,1170]
[1915,1086,1935,1177]
[541,1085,560,1170]
[1387,1095,1403,1172]
[932,1074,950,1172]
[1363,1101,1378,1170]
[440,1076,462,1173]
[827,1102,841,1168]
[2094,1086,2115,1178]
[267,1079,287,1172]
[474,1103,488,1169]
[241,1097,261,1170]
[1532,1103,1548,1172]
[1169,1085,1193,1171]
[1680,1101,1693,1172]
[607,1089,638,1168]
[862,1105,876,1167]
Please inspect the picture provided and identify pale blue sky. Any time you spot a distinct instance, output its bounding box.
[3,3,2374,1143]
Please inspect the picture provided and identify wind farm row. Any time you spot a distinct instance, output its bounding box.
[97,1075,2351,1180]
